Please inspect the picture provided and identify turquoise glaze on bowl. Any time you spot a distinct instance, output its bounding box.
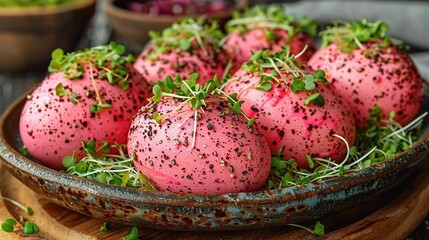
[0,91,429,230]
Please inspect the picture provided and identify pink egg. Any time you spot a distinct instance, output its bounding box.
[133,44,230,85]
[127,98,271,194]
[308,43,423,126]
[224,68,356,168]
[19,63,151,170]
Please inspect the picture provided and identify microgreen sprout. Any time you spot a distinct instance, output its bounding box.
[122,227,138,240]
[63,140,155,190]
[1,218,17,233]
[0,196,33,215]
[22,221,39,234]
[148,18,224,57]
[222,5,317,45]
[152,73,256,149]
[288,221,325,236]
[320,19,391,53]
[100,221,112,232]
[267,107,426,189]
[239,47,329,107]
[49,42,134,112]
[1,217,39,235]
[49,42,134,85]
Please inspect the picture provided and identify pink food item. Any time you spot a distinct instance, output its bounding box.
[224,51,356,168]
[308,19,423,127]
[308,42,423,127]
[20,61,151,170]
[125,0,232,15]
[224,5,317,68]
[225,29,316,68]
[127,78,271,194]
[134,44,230,85]
[133,18,231,85]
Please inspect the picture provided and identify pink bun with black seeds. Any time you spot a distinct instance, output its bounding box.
[223,5,317,69]
[133,18,231,86]
[308,19,424,127]
[127,74,271,194]
[224,49,356,168]
[19,43,151,170]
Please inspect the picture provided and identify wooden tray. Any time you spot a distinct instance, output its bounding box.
[1,159,429,240]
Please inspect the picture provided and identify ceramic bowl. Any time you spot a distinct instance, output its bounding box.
[0,0,96,72]
[0,87,429,231]
[105,0,248,51]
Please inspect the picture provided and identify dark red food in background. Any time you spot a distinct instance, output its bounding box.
[119,0,232,15]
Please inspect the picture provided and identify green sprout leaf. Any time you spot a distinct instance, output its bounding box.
[122,227,138,240]
[26,207,34,216]
[1,222,14,233]
[304,75,316,90]
[148,18,225,58]
[226,5,317,38]
[291,78,305,92]
[62,154,77,168]
[179,39,192,51]
[304,93,321,106]
[100,222,112,232]
[256,82,273,91]
[55,83,67,96]
[312,221,325,236]
[22,221,39,234]
[320,19,392,52]
[4,218,17,226]
[247,117,257,126]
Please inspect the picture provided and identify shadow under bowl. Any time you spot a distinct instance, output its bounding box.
[0,93,429,230]
[0,0,96,72]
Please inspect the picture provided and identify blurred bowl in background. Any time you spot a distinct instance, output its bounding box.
[105,0,248,52]
[0,0,96,72]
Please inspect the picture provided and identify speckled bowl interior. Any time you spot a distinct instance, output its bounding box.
[1,88,429,230]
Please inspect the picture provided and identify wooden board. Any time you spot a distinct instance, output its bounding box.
[1,159,429,240]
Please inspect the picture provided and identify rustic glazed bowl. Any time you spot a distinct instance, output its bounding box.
[1,90,429,230]
[105,0,248,51]
[0,0,95,72]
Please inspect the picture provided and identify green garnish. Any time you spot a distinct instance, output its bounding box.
[267,107,427,189]
[55,83,80,104]
[152,73,256,148]
[225,5,317,41]
[49,42,134,84]
[100,221,112,232]
[240,47,329,107]
[63,140,155,190]
[0,196,33,216]
[22,221,39,234]
[122,226,138,240]
[1,218,17,233]
[288,221,325,236]
[148,18,224,58]
[320,19,391,53]
[49,42,133,113]
[1,217,39,235]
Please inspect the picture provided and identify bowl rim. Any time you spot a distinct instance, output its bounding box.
[0,0,96,16]
[105,0,248,23]
[1,93,429,208]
